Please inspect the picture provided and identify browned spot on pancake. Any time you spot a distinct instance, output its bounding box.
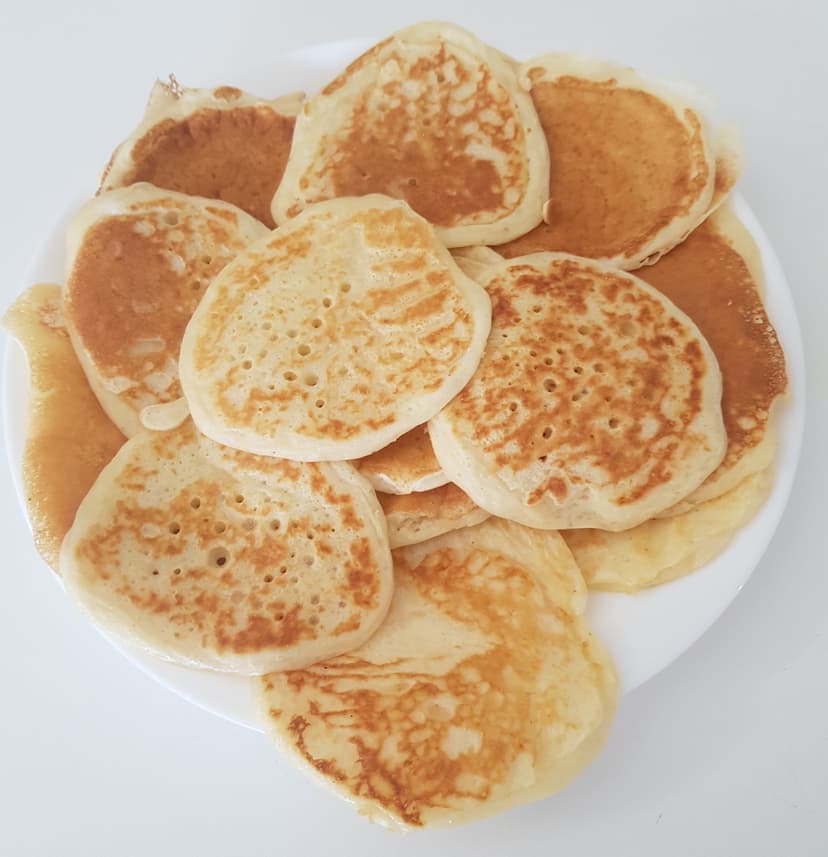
[498,78,709,261]
[302,41,527,227]
[452,258,711,506]
[356,424,440,487]
[379,482,478,520]
[267,542,603,827]
[638,218,787,482]
[66,207,248,414]
[213,86,242,101]
[2,285,125,572]
[121,106,295,226]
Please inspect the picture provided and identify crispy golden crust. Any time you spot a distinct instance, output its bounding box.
[180,195,491,461]
[59,421,394,674]
[257,519,617,828]
[2,285,125,572]
[64,184,267,436]
[429,253,726,530]
[272,23,549,247]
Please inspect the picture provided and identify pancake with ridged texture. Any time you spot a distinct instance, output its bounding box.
[563,469,771,592]
[180,194,492,461]
[355,424,448,494]
[429,253,726,531]
[99,78,303,227]
[59,420,393,674]
[2,285,125,572]
[257,518,617,829]
[271,22,549,248]
[379,482,489,548]
[636,205,787,513]
[64,183,268,437]
[496,54,721,270]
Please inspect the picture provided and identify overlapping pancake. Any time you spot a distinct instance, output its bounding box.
[378,482,489,548]
[496,54,726,269]
[64,183,267,437]
[271,22,549,247]
[2,285,125,571]
[636,205,787,512]
[429,253,726,531]
[59,420,393,674]
[180,194,492,461]
[451,245,504,281]
[562,469,771,592]
[355,424,447,494]
[99,78,303,227]
[257,518,617,829]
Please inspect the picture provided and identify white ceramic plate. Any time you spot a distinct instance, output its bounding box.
[2,41,806,733]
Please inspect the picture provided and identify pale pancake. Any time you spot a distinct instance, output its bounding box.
[497,54,718,269]
[256,518,617,829]
[180,194,492,461]
[64,183,268,437]
[562,469,771,592]
[60,420,393,674]
[271,22,549,247]
[355,424,448,494]
[429,253,726,531]
[451,245,504,281]
[99,78,303,227]
[637,205,787,511]
[379,482,490,548]
[2,285,125,572]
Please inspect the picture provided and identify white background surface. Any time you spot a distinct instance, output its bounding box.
[0,1,825,855]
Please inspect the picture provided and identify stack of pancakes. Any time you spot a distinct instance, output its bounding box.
[3,21,787,829]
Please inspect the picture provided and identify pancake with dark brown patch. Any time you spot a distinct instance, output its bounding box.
[378,482,489,548]
[257,518,617,828]
[638,205,787,510]
[429,252,726,530]
[64,183,268,437]
[59,420,393,674]
[497,55,718,269]
[355,424,448,494]
[272,22,549,247]
[99,79,303,227]
[2,284,125,571]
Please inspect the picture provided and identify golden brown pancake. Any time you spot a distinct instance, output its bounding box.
[429,252,726,530]
[355,424,448,494]
[2,285,125,571]
[378,482,489,548]
[179,194,492,461]
[272,22,550,247]
[256,518,617,829]
[563,469,771,592]
[99,79,303,227]
[497,55,717,269]
[638,206,787,509]
[64,183,268,437]
[60,420,394,674]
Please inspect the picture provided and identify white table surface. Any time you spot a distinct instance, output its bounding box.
[1,1,826,854]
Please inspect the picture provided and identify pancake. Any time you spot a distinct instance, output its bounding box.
[637,205,787,511]
[496,54,719,269]
[428,253,727,531]
[451,245,504,281]
[180,194,492,461]
[562,469,771,592]
[2,284,125,572]
[59,420,394,675]
[379,482,490,548]
[355,424,448,494]
[64,183,268,437]
[99,78,303,227]
[271,22,549,247]
[256,518,617,829]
